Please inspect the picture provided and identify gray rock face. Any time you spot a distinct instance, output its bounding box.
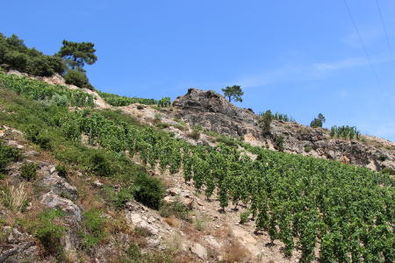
[172,89,395,171]
[41,192,81,222]
[173,89,259,138]
[42,170,78,200]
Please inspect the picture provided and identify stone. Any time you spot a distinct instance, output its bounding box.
[190,243,207,260]
[41,192,81,221]
[42,173,78,200]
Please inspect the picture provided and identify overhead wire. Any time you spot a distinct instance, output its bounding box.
[374,0,395,62]
[342,0,381,87]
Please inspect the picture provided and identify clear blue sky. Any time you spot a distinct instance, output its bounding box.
[1,0,394,141]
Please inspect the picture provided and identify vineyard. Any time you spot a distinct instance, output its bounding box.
[98,91,158,106]
[0,72,94,107]
[0,74,394,262]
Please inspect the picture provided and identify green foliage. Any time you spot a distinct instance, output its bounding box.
[20,162,38,181]
[273,135,285,151]
[80,209,106,250]
[272,112,295,122]
[381,167,395,175]
[133,174,165,210]
[188,129,201,140]
[102,185,134,209]
[239,211,250,224]
[25,125,52,150]
[310,113,326,128]
[0,33,65,76]
[0,140,21,175]
[89,152,114,177]
[330,125,360,140]
[1,76,394,262]
[98,91,158,106]
[222,85,244,102]
[159,200,190,221]
[0,72,94,107]
[57,40,97,70]
[259,110,273,136]
[64,69,93,90]
[29,209,66,256]
[157,97,171,107]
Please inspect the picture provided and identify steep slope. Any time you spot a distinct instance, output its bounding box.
[0,71,394,263]
[172,88,395,171]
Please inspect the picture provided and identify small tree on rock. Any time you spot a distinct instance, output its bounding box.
[310,113,326,128]
[259,110,273,136]
[222,85,244,103]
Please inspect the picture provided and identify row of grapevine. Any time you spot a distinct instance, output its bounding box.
[2,74,393,262]
[53,109,394,262]
[0,72,94,107]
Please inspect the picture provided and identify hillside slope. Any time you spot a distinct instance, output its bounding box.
[0,71,394,263]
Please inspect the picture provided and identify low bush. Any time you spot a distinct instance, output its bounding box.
[102,185,134,209]
[330,125,360,140]
[159,200,190,221]
[0,141,21,175]
[381,167,395,175]
[89,152,113,177]
[29,209,66,256]
[188,129,201,140]
[20,162,38,181]
[64,69,93,90]
[25,125,52,150]
[80,209,106,250]
[133,174,165,210]
[239,211,250,224]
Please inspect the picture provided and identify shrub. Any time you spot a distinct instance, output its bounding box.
[330,125,360,140]
[0,33,65,77]
[273,135,285,151]
[133,174,165,210]
[259,110,273,136]
[381,167,395,175]
[188,129,201,140]
[103,185,133,209]
[64,69,93,90]
[25,125,52,150]
[89,152,113,177]
[20,162,38,181]
[239,211,250,224]
[0,141,22,175]
[31,209,66,256]
[304,144,313,153]
[159,200,190,221]
[310,113,326,128]
[80,209,106,250]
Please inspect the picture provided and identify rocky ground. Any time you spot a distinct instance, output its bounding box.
[1,70,393,263]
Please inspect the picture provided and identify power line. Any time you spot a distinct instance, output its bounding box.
[342,0,381,86]
[375,0,395,62]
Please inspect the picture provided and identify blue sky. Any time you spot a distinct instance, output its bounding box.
[1,0,395,141]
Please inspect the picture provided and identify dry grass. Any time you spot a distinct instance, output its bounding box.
[0,182,29,212]
[222,240,249,263]
[164,215,180,227]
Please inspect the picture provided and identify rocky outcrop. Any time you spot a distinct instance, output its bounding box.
[173,89,260,138]
[172,89,395,171]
